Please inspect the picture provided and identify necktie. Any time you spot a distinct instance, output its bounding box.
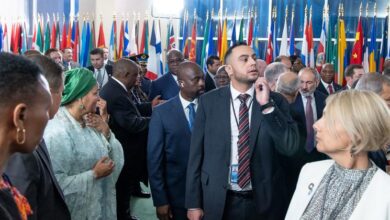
[237,94,251,189]
[188,103,196,131]
[305,96,315,152]
[328,84,334,94]
[67,62,71,71]
[97,69,103,87]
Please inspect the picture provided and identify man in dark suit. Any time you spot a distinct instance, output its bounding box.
[185,43,300,220]
[62,47,80,71]
[149,49,183,100]
[204,55,221,92]
[344,64,364,90]
[100,58,150,220]
[317,63,343,95]
[284,67,328,200]
[87,48,113,88]
[148,61,205,220]
[6,56,71,220]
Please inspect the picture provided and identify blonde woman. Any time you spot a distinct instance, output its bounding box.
[286,90,390,220]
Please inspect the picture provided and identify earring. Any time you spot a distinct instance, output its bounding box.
[79,104,85,111]
[16,128,26,145]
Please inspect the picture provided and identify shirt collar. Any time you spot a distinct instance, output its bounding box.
[230,83,255,100]
[179,92,198,108]
[321,79,332,87]
[112,76,128,92]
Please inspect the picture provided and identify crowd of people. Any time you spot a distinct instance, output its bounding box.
[0,42,389,220]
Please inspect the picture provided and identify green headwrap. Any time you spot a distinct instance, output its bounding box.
[61,68,97,106]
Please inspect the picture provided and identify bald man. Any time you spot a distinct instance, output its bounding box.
[148,62,205,220]
[149,49,184,100]
[317,63,343,95]
[100,59,151,220]
[275,72,300,103]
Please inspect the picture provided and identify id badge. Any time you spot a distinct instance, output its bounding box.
[230,164,238,184]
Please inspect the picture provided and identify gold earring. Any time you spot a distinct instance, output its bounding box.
[79,104,85,111]
[16,128,26,145]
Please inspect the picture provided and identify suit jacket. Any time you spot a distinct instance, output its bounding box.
[62,61,80,71]
[147,96,192,209]
[106,59,114,66]
[286,160,390,220]
[5,140,71,220]
[283,91,328,199]
[185,87,300,220]
[100,78,150,182]
[87,64,113,77]
[204,73,216,93]
[149,72,179,100]
[141,77,152,97]
[316,81,343,96]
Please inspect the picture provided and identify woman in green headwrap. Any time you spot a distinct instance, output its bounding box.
[43,68,124,220]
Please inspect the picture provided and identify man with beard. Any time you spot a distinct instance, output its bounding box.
[148,62,205,220]
[149,50,184,100]
[185,43,299,220]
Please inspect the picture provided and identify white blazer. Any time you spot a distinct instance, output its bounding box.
[285,160,390,220]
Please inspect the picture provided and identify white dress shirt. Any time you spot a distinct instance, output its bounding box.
[228,84,254,191]
[321,79,334,94]
[94,66,109,88]
[179,92,198,124]
[301,93,318,122]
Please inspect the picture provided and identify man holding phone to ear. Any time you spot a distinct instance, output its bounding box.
[185,43,300,220]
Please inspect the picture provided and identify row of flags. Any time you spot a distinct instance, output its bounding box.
[0,4,389,79]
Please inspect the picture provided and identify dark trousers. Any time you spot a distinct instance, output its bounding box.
[171,207,187,220]
[116,167,142,220]
[222,190,268,220]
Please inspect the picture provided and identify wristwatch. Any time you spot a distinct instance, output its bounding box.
[260,99,275,111]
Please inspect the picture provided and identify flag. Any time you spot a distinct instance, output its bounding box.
[90,19,95,49]
[308,13,315,68]
[181,11,189,58]
[34,19,43,52]
[44,18,51,52]
[189,17,197,62]
[109,19,117,61]
[204,17,215,72]
[60,18,67,50]
[80,20,86,62]
[247,15,254,46]
[118,20,124,59]
[362,14,369,72]
[230,16,236,46]
[2,22,9,52]
[123,20,129,57]
[368,16,377,72]
[201,13,210,71]
[80,21,91,67]
[168,21,176,50]
[265,18,275,64]
[279,13,288,56]
[21,21,27,54]
[217,13,222,56]
[238,16,244,43]
[220,18,228,63]
[317,8,327,70]
[289,9,295,56]
[50,15,57,48]
[97,20,105,48]
[252,17,260,57]
[11,22,21,54]
[350,16,363,64]
[301,7,309,66]
[0,23,3,51]
[139,19,149,54]
[336,18,347,85]
[148,19,163,78]
[127,19,138,56]
[379,15,388,72]
[71,19,79,62]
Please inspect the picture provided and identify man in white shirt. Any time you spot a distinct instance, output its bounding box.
[317,63,343,95]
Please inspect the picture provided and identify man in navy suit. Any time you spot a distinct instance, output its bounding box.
[204,55,221,92]
[185,43,299,220]
[149,50,184,100]
[148,61,205,220]
[87,48,113,88]
[317,63,343,95]
[284,67,328,201]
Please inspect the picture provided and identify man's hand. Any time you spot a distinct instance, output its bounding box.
[255,77,271,106]
[187,209,203,220]
[156,205,172,220]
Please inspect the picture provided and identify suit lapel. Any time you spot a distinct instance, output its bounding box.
[110,79,142,116]
[171,96,191,133]
[249,96,263,157]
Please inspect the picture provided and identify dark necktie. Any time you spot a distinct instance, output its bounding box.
[97,69,103,87]
[188,103,196,131]
[328,84,334,94]
[237,94,251,188]
[305,96,315,152]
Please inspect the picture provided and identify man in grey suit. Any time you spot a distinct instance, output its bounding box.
[62,47,80,71]
[185,43,300,220]
[6,55,71,220]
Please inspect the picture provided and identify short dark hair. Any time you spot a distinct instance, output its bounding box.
[345,64,364,77]
[0,52,42,107]
[224,42,248,64]
[206,55,220,66]
[90,48,104,57]
[29,55,63,91]
[23,49,41,57]
[44,48,60,56]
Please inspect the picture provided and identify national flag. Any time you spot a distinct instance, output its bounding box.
[139,19,149,55]
[279,12,288,56]
[21,21,28,54]
[201,12,210,71]
[189,16,197,62]
[97,20,105,48]
[55,14,61,49]
[317,5,328,70]
[167,21,176,50]
[307,11,315,68]
[66,19,72,48]
[147,19,163,78]
[109,19,117,61]
[252,16,260,57]
[50,15,57,48]
[90,19,95,49]
[118,19,124,59]
[350,16,363,64]
[336,17,347,85]
[60,18,67,50]
[289,8,295,56]
[238,16,244,43]
[123,20,130,57]
[247,14,254,46]
[80,20,86,61]
[0,23,3,51]
[80,21,91,67]
[135,18,139,50]
[220,18,228,63]
[379,15,388,72]
[204,16,215,72]
[181,10,189,58]
[301,6,309,66]
[127,18,138,56]
[34,19,43,52]
[217,12,222,56]
[362,14,369,72]
[71,19,79,62]
[368,16,377,72]
[265,18,275,64]
[230,15,236,46]
[44,18,51,52]
[11,22,21,54]
[2,22,9,52]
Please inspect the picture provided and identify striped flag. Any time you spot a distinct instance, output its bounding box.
[97,20,106,48]
[220,18,228,63]
[368,16,377,72]
[279,12,288,56]
[301,6,309,66]
[118,19,124,59]
[189,16,197,62]
[230,15,236,46]
[308,12,315,68]
[123,20,129,57]
[127,18,138,56]
[289,8,295,56]
[201,12,210,71]
[379,15,388,72]
[181,10,189,58]
[109,19,117,61]
[316,2,328,70]
[265,17,275,64]
[148,19,163,78]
